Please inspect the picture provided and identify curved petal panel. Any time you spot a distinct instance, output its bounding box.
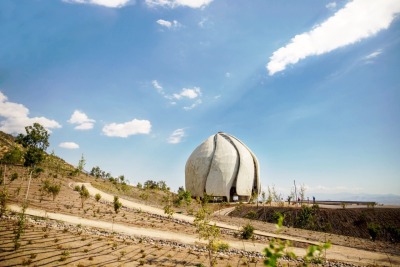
[185,135,215,197]
[205,134,238,198]
[229,137,254,196]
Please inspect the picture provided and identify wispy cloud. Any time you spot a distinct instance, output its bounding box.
[68,110,95,130]
[325,2,336,10]
[168,128,185,144]
[0,91,61,134]
[102,119,151,137]
[59,142,80,149]
[152,80,164,93]
[267,0,400,75]
[184,99,202,110]
[173,87,201,100]
[62,0,133,8]
[151,81,203,110]
[363,49,383,62]
[145,0,212,9]
[156,19,181,29]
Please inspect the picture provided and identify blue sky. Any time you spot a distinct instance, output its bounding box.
[1,0,400,197]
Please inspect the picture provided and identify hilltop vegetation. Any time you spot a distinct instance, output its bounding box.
[229,205,400,243]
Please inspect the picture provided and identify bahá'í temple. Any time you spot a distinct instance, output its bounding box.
[185,132,260,202]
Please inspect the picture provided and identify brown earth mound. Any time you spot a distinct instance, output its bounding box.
[229,205,400,243]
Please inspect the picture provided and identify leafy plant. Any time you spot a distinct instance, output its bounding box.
[0,188,8,218]
[194,197,222,267]
[263,214,330,267]
[245,210,257,219]
[368,223,380,241]
[241,222,255,240]
[14,201,28,250]
[295,206,314,228]
[95,193,102,202]
[163,192,175,218]
[113,196,122,214]
[79,185,90,208]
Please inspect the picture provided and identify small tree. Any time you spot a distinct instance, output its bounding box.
[0,188,8,218]
[113,196,122,214]
[77,154,86,173]
[163,192,175,218]
[137,182,143,189]
[241,222,255,240]
[16,123,50,200]
[95,193,102,202]
[194,196,221,266]
[14,201,28,250]
[79,185,90,208]
[48,183,61,201]
[261,190,266,206]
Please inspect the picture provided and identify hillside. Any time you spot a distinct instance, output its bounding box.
[1,130,400,266]
[228,205,400,243]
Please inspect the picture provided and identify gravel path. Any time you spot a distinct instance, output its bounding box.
[7,182,398,266]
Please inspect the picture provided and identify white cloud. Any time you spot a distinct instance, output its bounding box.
[0,91,61,134]
[156,19,181,29]
[184,99,202,110]
[59,142,80,149]
[173,87,201,99]
[102,119,151,137]
[146,0,213,9]
[364,49,382,60]
[68,110,95,130]
[167,128,185,144]
[267,0,400,75]
[151,81,203,110]
[326,2,336,9]
[152,80,163,92]
[62,0,133,8]
[225,72,231,78]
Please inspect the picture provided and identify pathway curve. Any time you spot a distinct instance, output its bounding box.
[5,182,391,266]
[71,183,317,244]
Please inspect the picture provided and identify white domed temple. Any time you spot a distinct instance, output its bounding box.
[185,132,260,202]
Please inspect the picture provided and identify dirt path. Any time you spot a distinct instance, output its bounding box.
[72,183,318,245]
[14,183,387,266]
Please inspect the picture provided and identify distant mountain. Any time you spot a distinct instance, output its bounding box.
[311,192,400,205]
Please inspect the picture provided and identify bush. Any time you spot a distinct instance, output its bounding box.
[272,211,283,223]
[241,222,255,240]
[113,196,122,214]
[295,206,314,228]
[384,225,400,243]
[368,223,380,241]
[215,241,229,252]
[245,210,257,219]
[95,193,101,202]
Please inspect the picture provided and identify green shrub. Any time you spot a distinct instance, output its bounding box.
[241,222,255,240]
[95,193,101,202]
[384,225,400,243]
[295,206,314,228]
[272,211,283,223]
[246,210,257,219]
[368,223,380,241]
[113,196,122,214]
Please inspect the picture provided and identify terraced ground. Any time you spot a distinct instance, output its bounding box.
[1,167,400,266]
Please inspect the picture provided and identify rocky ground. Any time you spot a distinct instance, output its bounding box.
[1,169,399,266]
